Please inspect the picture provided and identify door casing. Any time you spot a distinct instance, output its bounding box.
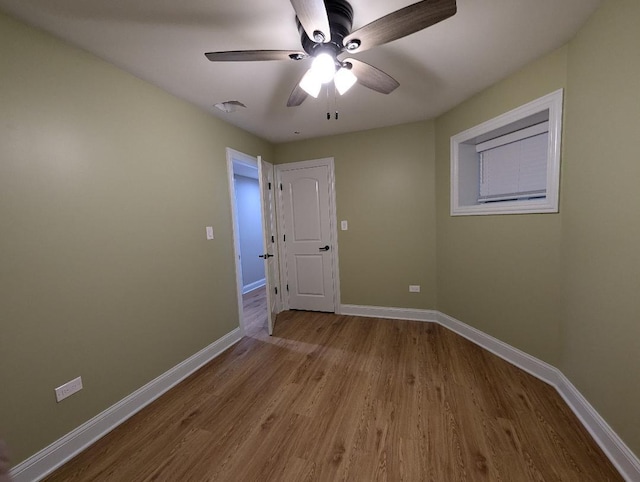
[226,148,282,335]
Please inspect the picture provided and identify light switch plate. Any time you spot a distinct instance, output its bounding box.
[206,226,214,240]
[409,285,421,293]
[341,220,348,231]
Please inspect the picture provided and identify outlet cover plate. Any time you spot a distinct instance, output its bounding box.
[409,285,421,293]
[55,376,83,402]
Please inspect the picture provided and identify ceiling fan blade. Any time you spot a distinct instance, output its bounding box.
[205,50,308,62]
[287,82,309,107]
[290,0,331,43]
[343,0,456,54]
[344,58,399,94]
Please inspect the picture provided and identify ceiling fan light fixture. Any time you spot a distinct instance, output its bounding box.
[334,66,357,95]
[299,69,322,98]
[311,53,336,84]
[299,52,336,98]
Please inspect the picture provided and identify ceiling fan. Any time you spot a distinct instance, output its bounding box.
[205,0,457,107]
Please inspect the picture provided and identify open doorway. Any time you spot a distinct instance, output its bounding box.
[226,149,269,337]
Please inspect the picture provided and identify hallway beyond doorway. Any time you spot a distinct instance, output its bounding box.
[242,286,267,337]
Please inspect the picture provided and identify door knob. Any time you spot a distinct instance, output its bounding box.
[319,245,330,251]
[259,253,274,258]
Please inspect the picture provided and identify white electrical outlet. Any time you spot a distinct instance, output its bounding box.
[55,376,83,402]
[409,285,421,293]
[206,226,214,240]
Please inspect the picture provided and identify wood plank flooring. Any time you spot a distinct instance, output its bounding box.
[45,293,622,481]
[242,286,269,338]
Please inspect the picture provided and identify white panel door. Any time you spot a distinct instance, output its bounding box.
[278,160,336,312]
[258,157,280,335]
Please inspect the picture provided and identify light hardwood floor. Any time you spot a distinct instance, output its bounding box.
[242,285,269,337]
[45,292,622,481]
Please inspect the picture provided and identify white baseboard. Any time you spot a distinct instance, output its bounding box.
[435,312,561,386]
[340,304,438,322]
[341,304,640,482]
[435,312,639,481]
[11,328,242,482]
[554,373,640,481]
[242,279,266,294]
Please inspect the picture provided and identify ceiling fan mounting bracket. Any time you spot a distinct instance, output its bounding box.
[297,0,354,58]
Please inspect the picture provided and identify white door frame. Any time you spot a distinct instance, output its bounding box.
[226,148,264,336]
[275,157,341,314]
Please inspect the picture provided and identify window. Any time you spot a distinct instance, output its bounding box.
[450,89,563,216]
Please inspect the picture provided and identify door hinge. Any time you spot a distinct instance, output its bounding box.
[283,234,286,242]
[268,182,271,190]
[275,287,278,295]
[271,235,274,243]
[280,183,283,191]
[286,284,289,292]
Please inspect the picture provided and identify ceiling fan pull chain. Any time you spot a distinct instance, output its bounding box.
[326,84,331,120]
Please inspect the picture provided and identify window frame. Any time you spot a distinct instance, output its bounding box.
[450,89,563,216]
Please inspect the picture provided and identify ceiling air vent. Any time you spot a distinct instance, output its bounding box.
[214,101,246,113]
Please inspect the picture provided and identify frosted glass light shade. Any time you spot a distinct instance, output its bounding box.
[299,69,322,98]
[334,67,357,95]
[311,53,336,84]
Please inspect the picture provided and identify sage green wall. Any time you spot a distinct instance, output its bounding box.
[275,122,437,309]
[561,0,640,455]
[0,12,272,464]
[434,46,569,366]
[435,0,640,457]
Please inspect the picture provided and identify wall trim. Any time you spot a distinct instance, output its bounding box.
[242,278,266,294]
[435,311,561,385]
[340,304,640,481]
[11,328,242,482]
[554,373,640,482]
[340,304,438,322]
[435,312,639,481]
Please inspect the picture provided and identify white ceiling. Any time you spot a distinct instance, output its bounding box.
[0,0,601,143]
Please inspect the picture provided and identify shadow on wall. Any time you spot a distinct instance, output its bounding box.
[0,439,12,482]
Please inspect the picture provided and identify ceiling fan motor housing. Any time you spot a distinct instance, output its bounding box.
[297,0,354,59]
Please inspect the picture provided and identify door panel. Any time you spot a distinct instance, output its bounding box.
[290,178,322,241]
[294,255,325,295]
[278,162,336,312]
[258,157,280,335]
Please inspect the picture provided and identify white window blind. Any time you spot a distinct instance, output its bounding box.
[477,123,548,203]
